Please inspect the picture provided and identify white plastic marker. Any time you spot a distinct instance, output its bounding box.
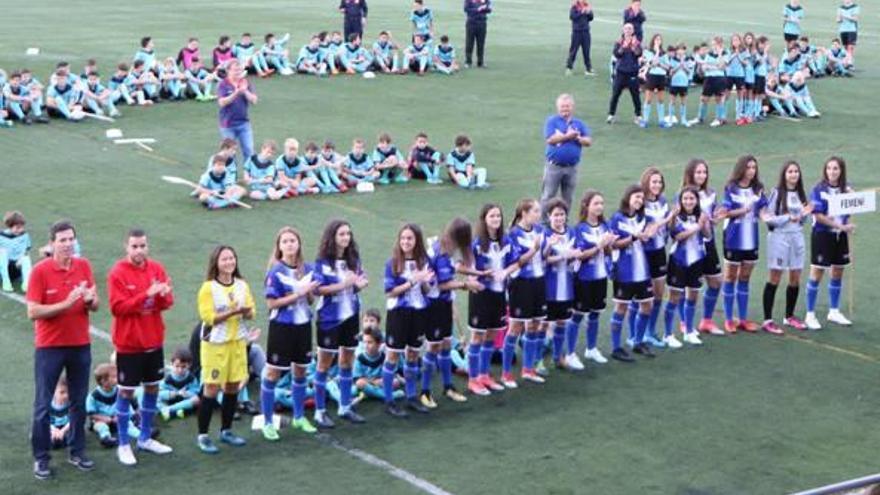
[106,129,123,139]
[114,138,156,144]
[135,141,154,152]
[161,175,253,209]
[356,182,375,193]
[26,47,40,56]
[82,112,115,123]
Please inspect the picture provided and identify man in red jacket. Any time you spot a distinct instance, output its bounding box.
[107,228,174,466]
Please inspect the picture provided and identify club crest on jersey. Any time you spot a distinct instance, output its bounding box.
[211,369,220,380]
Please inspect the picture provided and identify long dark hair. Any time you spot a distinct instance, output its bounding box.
[475,203,504,253]
[682,158,710,192]
[727,154,763,193]
[677,186,703,220]
[509,198,539,229]
[639,166,665,200]
[619,184,646,216]
[268,226,304,275]
[206,245,243,281]
[579,189,606,224]
[774,160,807,215]
[820,156,848,190]
[441,217,474,267]
[391,223,428,276]
[317,219,360,269]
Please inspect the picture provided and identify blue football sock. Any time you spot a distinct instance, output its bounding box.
[704,286,720,320]
[480,340,494,375]
[586,312,600,349]
[566,313,583,355]
[610,312,624,350]
[115,396,132,445]
[627,301,638,341]
[551,323,565,361]
[664,300,679,337]
[680,103,687,123]
[829,278,842,310]
[439,349,453,388]
[657,101,666,123]
[467,343,480,379]
[292,375,307,418]
[420,352,436,393]
[314,370,328,411]
[260,377,277,423]
[381,361,397,404]
[339,367,353,409]
[522,334,534,371]
[722,281,736,321]
[736,280,750,321]
[404,361,419,399]
[648,301,662,337]
[698,101,707,121]
[806,279,819,312]
[684,299,697,334]
[643,102,651,122]
[635,311,649,344]
[139,391,157,443]
[502,333,517,374]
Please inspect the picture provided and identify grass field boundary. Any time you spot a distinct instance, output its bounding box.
[0,290,455,495]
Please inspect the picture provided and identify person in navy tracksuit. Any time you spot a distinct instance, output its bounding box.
[339,0,368,42]
[566,0,595,75]
[464,0,492,68]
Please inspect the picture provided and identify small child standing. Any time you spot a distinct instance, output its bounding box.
[50,376,71,449]
[0,211,32,292]
[86,363,140,448]
[668,44,692,127]
[408,132,443,184]
[445,135,488,189]
[159,348,201,421]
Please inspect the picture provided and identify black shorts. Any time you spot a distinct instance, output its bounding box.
[784,33,799,43]
[508,277,547,320]
[666,258,703,290]
[6,261,22,281]
[645,74,667,91]
[841,32,858,46]
[702,76,727,97]
[426,299,453,343]
[669,86,688,97]
[468,289,507,330]
[546,300,573,321]
[117,348,165,388]
[386,307,428,351]
[753,76,767,94]
[612,280,654,303]
[726,76,745,91]
[408,58,425,72]
[574,278,608,313]
[646,249,668,280]
[317,315,359,352]
[702,239,723,277]
[724,248,759,264]
[811,230,851,267]
[266,320,312,367]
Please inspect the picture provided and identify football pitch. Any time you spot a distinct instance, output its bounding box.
[1,1,879,493]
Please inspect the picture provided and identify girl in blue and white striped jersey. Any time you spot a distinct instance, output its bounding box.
[383,224,435,417]
[543,199,580,370]
[721,155,769,333]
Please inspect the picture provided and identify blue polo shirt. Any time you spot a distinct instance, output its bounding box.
[544,114,590,167]
[218,79,253,129]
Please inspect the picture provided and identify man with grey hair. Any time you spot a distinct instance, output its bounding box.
[541,93,592,214]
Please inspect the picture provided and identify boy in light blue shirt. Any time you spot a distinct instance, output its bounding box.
[433,35,459,74]
[445,135,488,189]
[0,211,32,292]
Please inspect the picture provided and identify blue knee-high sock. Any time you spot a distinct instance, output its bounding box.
[643,102,651,122]
[736,281,750,321]
[139,391,157,443]
[586,312,600,349]
[704,286,720,320]
[716,102,726,121]
[480,340,494,376]
[648,301,662,337]
[292,375,307,419]
[610,312,624,350]
[438,349,453,388]
[685,299,697,334]
[722,281,736,321]
[115,396,132,445]
[829,278,842,310]
[314,370,328,411]
[627,301,638,341]
[551,323,565,361]
[502,333,517,374]
[698,101,707,121]
[678,297,686,322]
[664,300,679,337]
[404,361,419,400]
[806,279,820,312]
[657,100,666,123]
[680,102,688,123]
[522,334,534,371]
[635,312,650,344]
[382,361,397,404]
[261,377,277,423]
[467,343,480,379]
[420,352,437,393]
[338,367,353,409]
[566,313,583,355]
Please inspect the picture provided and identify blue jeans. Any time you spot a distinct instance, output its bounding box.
[219,122,254,163]
[32,345,91,462]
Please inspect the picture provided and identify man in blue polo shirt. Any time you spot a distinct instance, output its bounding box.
[217,60,257,162]
[541,93,592,216]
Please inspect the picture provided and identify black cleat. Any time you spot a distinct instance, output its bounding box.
[385,402,408,418]
[611,348,636,363]
[33,460,52,480]
[633,343,656,358]
[339,408,366,424]
[406,399,430,414]
[68,454,95,472]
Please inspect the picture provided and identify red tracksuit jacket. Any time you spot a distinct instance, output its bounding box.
[108,258,174,354]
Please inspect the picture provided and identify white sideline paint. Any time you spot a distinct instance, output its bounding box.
[0,290,453,495]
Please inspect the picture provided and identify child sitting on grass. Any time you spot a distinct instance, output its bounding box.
[159,348,201,421]
[372,133,409,184]
[408,131,443,184]
[355,324,405,402]
[50,376,71,449]
[243,140,287,201]
[0,210,32,292]
[343,138,380,186]
[197,154,247,210]
[317,140,348,193]
[446,134,488,189]
[86,363,140,448]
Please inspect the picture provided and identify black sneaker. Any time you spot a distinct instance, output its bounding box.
[339,408,366,424]
[100,435,118,448]
[633,343,656,358]
[23,117,33,125]
[239,400,258,415]
[314,410,335,429]
[406,399,430,414]
[33,460,52,480]
[385,402,408,418]
[611,348,635,363]
[68,454,95,472]
[36,115,50,124]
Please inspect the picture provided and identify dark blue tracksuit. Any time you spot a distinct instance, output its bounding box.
[339,0,368,41]
[623,8,646,42]
[609,39,643,117]
[464,0,492,66]
[566,5,594,70]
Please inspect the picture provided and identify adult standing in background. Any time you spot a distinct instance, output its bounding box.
[464,0,492,68]
[217,59,257,162]
[541,94,592,214]
[27,220,98,480]
[566,0,595,77]
[623,0,646,42]
[340,0,368,42]
[607,24,643,125]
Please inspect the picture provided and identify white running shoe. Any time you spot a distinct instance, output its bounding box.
[565,353,585,371]
[117,444,137,466]
[687,118,702,126]
[804,312,822,330]
[827,309,852,326]
[583,348,608,364]
[625,337,635,349]
[137,438,173,455]
[682,332,703,346]
[663,335,683,349]
[709,119,724,128]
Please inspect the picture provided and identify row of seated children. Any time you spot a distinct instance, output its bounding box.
[195,133,489,209]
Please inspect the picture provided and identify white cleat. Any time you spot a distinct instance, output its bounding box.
[117,444,137,466]
[682,332,703,346]
[709,119,724,128]
[137,438,173,455]
[583,348,608,364]
[804,312,822,330]
[827,309,852,326]
[565,353,585,371]
[663,335,683,349]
